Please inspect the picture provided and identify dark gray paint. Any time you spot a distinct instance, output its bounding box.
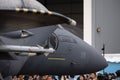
[0,26,107,76]
[0,25,57,46]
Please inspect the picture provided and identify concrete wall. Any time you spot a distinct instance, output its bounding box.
[84,0,120,53]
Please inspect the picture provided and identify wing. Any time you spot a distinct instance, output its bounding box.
[0,9,76,33]
[0,0,76,33]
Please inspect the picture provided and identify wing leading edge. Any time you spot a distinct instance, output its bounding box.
[0,9,76,33]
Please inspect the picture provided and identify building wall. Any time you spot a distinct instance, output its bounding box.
[84,0,120,53]
[93,0,120,53]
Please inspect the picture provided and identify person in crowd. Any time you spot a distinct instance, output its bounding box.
[115,70,120,80]
[33,75,37,79]
[24,75,29,80]
[33,75,41,80]
[41,75,48,80]
[103,72,109,80]
[77,75,85,80]
[28,75,33,80]
[97,73,104,80]
[12,76,18,80]
[68,75,75,80]
[46,75,55,80]
[17,75,24,80]
[60,75,69,80]
[89,73,97,80]
[111,73,116,80]
[108,73,116,80]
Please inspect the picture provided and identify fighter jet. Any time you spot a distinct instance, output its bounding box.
[0,0,107,79]
[0,0,76,57]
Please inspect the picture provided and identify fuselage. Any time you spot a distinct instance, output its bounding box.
[0,26,107,77]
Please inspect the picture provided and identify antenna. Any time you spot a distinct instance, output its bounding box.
[101,44,105,73]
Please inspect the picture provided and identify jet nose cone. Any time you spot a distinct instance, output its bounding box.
[75,41,108,74]
[53,27,107,74]
[85,46,108,73]
[69,37,108,74]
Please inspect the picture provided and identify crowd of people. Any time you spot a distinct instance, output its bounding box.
[12,71,120,80]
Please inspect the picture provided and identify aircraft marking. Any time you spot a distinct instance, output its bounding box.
[15,8,20,12]
[48,58,65,61]
[40,10,45,14]
[32,9,37,13]
[48,11,52,15]
[23,8,29,12]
